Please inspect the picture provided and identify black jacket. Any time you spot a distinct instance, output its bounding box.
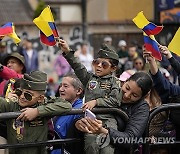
[108,100,149,153]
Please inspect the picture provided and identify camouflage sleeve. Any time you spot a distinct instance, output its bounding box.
[0,97,14,112]
[63,51,91,86]
[96,79,122,107]
[37,97,72,117]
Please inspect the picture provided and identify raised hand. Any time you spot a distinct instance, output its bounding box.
[143,51,158,75]
[158,44,172,59]
[56,38,71,54]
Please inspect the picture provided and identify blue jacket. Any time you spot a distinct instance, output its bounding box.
[51,99,82,154]
[151,70,180,104]
[53,98,83,139]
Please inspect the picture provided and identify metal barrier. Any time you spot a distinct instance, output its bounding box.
[144,103,180,154]
[0,108,129,122]
[0,108,129,153]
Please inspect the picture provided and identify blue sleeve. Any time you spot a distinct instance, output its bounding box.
[54,114,81,139]
[151,70,180,103]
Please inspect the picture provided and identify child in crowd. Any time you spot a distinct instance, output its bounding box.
[57,38,122,154]
[0,70,72,154]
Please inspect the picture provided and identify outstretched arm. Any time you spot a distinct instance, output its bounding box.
[56,38,91,85]
[0,64,23,80]
[17,98,72,121]
[159,44,180,75]
[143,51,180,103]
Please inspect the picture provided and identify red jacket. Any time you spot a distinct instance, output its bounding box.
[0,66,23,96]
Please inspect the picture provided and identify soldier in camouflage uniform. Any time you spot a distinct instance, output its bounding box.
[57,39,122,154]
[0,70,72,154]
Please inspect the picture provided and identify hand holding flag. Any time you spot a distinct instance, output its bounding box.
[33,6,59,46]
[143,33,162,61]
[132,11,163,61]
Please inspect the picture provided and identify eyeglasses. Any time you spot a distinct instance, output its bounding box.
[15,89,33,101]
[92,59,111,69]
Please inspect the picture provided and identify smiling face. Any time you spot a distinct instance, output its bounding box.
[18,89,43,107]
[92,58,116,77]
[121,80,142,103]
[59,77,80,103]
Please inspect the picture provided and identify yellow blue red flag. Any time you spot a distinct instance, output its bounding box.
[33,6,59,46]
[168,27,180,56]
[8,25,21,44]
[0,22,21,44]
[0,22,13,36]
[143,33,162,61]
[133,11,163,36]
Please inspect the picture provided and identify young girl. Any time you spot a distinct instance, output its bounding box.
[57,39,121,154]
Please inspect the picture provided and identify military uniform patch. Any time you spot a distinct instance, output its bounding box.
[29,118,44,127]
[89,81,98,90]
[100,82,111,90]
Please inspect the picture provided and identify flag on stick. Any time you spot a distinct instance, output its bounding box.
[144,33,162,61]
[33,6,59,46]
[168,27,180,56]
[133,11,163,36]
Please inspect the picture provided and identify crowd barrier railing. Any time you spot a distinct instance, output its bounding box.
[144,103,180,154]
[0,108,129,154]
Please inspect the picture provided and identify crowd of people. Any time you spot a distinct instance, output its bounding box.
[0,35,180,154]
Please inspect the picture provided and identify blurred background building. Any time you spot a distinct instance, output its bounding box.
[0,0,179,81]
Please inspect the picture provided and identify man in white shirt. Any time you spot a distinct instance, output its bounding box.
[78,42,93,72]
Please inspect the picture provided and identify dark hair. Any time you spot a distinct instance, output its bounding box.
[55,73,84,99]
[80,41,88,47]
[127,71,153,97]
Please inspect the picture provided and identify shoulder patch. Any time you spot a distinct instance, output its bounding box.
[89,81,98,90]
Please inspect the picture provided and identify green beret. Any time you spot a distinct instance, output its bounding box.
[97,44,119,61]
[20,71,47,91]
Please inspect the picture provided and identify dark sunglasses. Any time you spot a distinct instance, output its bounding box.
[92,59,111,69]
[15,89,33,101]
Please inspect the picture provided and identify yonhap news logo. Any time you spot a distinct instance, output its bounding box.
[96,135,175,147]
